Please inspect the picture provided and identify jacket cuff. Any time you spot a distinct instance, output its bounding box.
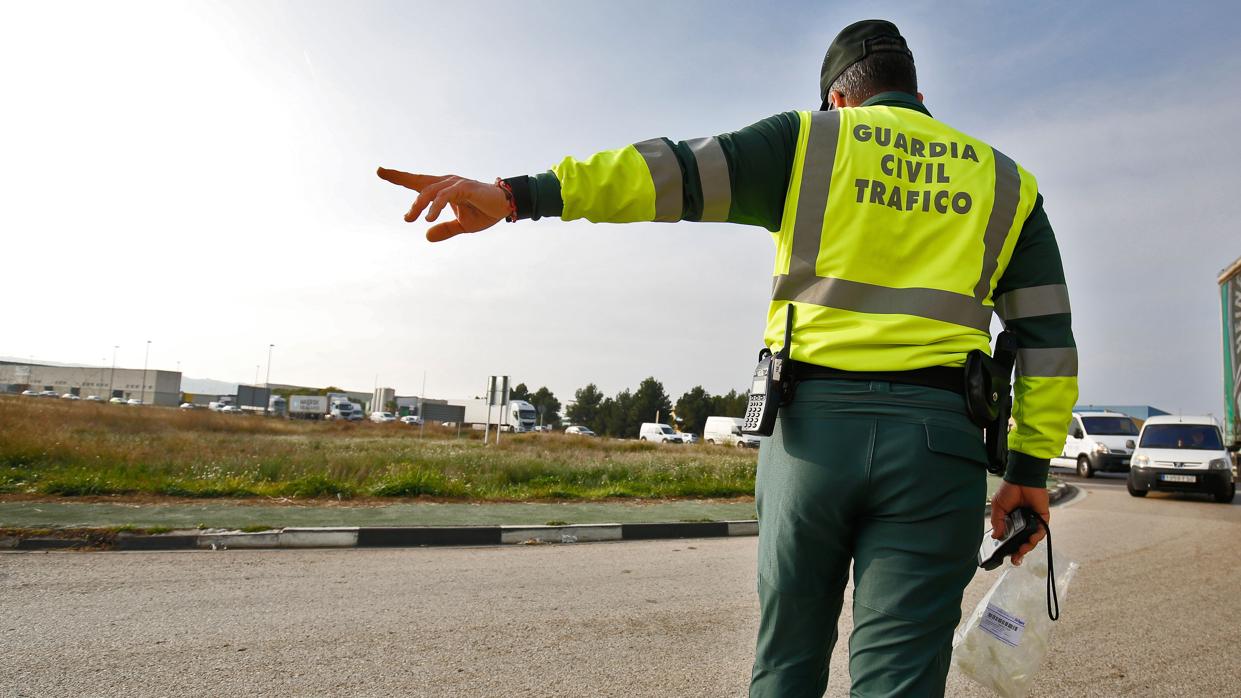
[1004,450,1049,488]
[502,171,563,221]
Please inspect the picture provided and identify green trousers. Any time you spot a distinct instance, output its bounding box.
[749,379,987,698]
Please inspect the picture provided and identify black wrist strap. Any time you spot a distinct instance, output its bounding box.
[1030,511,1059,621]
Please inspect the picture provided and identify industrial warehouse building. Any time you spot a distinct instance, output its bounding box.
[0,360,182,406]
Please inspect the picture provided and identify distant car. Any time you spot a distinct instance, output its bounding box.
[1054,410,1138,478]
[1128,415,1235,503]
[370,411,397,423]
[21,389,38,396]
[679,433,699,444]
[442,421,457,428]
[220,405,242,414]
[565,425,596,437]
[60,393,80,400]
[109,397,126,404]
[126,398,143,406]
[179,402,196,410]
[40,390,59,398]
[639,422,683,444]
[83,395,104,402]
[399,415,423,426]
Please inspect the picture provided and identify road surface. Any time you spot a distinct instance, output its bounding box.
[2,476,1238,697]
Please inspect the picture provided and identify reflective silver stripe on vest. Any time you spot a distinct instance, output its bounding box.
[973,149,1021,301]
[1016,347,1078,377]
[995,284,1072,320]
[787,111,840,281]
[772,275,994,332]
[633,138,683,222]
[687,137,731,222]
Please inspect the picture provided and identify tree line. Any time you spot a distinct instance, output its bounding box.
[509,377,748,437]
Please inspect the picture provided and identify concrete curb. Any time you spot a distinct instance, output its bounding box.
[2,520,761,552]
[3,483,1073,552]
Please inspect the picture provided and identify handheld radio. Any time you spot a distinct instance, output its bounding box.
[742,305,795,437]
[978,506,1039,571]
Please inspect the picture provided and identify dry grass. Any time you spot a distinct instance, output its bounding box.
[0,396,756,501]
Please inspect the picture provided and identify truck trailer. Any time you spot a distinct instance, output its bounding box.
[289,395,328,420]
[1220,254,1241,454]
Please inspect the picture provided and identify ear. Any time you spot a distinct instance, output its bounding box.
[828,90,846,109]
[916,91,925,103]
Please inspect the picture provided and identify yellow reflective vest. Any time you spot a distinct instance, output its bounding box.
[768,106,1037,369]
[537,103,1078,484]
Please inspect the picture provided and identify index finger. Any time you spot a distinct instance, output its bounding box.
[376,167,447,192]
[990,503,1007,539]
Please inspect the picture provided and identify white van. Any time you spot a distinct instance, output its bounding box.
[704,416,760,448]
[639,423,682,444]
[1127,415,1235,502]
[1052,410,1139,478]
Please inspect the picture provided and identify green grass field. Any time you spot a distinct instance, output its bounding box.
[0,397,758,501]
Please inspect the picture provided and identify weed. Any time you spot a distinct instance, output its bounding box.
[279,474,356,499]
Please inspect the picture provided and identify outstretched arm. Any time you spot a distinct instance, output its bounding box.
[378,112,802,241]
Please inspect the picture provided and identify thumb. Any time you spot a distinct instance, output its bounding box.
[426,220,466,243]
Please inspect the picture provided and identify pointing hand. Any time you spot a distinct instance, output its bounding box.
[376,168,511,242]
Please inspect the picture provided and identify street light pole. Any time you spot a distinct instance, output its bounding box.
[264,344,274,415]
[109,345,118,399]
[140,340,151,404]
[419,369,426,439]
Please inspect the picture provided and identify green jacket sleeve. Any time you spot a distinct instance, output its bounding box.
[503,113,800,231]
[993,194,1079,488]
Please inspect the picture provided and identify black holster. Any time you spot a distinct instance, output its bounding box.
[964,331,1017,475]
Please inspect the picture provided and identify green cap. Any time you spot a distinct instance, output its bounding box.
[819,19,913,109]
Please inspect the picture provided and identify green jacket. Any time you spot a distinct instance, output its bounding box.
[504,92,1076,487]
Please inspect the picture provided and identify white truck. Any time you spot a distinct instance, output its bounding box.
[450,398,539,432]
[327,392,363,421]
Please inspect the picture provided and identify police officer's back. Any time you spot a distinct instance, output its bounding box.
[378,18,1076,697]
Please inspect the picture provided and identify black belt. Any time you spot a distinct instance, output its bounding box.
[788,360,965,397]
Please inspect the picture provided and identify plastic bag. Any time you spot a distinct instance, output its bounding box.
[952,550,1079,698]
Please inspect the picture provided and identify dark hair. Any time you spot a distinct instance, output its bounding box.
[829,50,917,103]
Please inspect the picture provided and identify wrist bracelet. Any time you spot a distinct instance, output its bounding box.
[494,178,518,223]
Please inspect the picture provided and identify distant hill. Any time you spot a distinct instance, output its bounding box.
[180,377,240,397]
[0,356,99,368]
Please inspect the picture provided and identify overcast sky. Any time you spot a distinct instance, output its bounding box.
[3,0,1239,413]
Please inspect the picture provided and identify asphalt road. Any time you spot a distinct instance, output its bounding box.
[3,479,1238,697]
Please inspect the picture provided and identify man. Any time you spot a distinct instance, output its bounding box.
[378,19,1076,697]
